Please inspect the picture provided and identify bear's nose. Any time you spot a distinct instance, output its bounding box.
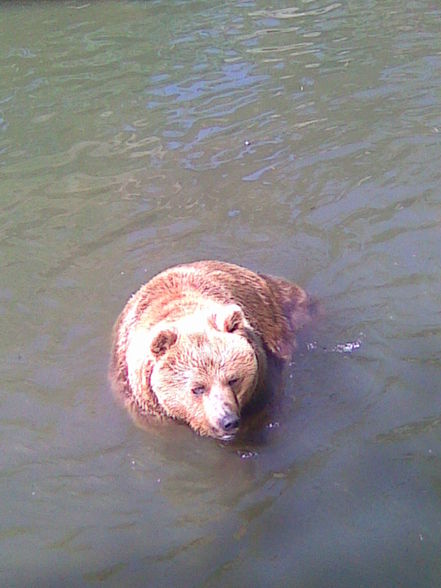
[220,414,240,433]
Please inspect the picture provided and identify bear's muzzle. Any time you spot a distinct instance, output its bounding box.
[203,383,241,440]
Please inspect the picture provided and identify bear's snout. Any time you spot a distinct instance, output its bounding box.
[212,410,240,440]
[220,413,240,434]
[203,384,241,439]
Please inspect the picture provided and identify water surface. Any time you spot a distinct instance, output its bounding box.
[1,1,441,586]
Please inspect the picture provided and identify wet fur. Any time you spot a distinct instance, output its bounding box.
[110,260,315,436]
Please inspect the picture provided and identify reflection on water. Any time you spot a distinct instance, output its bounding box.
[1,1,441,586]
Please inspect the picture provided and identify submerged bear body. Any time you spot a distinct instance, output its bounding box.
[110,260,314,440]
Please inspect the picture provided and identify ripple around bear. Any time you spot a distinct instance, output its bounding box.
[110,260,316,440]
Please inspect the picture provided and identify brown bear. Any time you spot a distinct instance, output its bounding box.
[110,260,315,440]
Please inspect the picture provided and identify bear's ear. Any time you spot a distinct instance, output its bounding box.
[150,328,178,357]
[209,304,247,333]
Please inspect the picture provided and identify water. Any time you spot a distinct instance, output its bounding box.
[1,1,440,586]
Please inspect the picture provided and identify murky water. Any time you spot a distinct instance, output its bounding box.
[1,1,441,586]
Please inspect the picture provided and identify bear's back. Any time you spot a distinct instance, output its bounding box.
[119,261,311,361]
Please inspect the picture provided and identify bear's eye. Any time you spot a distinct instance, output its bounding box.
[228,378,240,387]
[192,385,206,396]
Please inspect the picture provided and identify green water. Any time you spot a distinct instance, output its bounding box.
[1,1,440,586]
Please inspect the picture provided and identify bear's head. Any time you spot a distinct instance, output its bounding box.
[148,304,263,440]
